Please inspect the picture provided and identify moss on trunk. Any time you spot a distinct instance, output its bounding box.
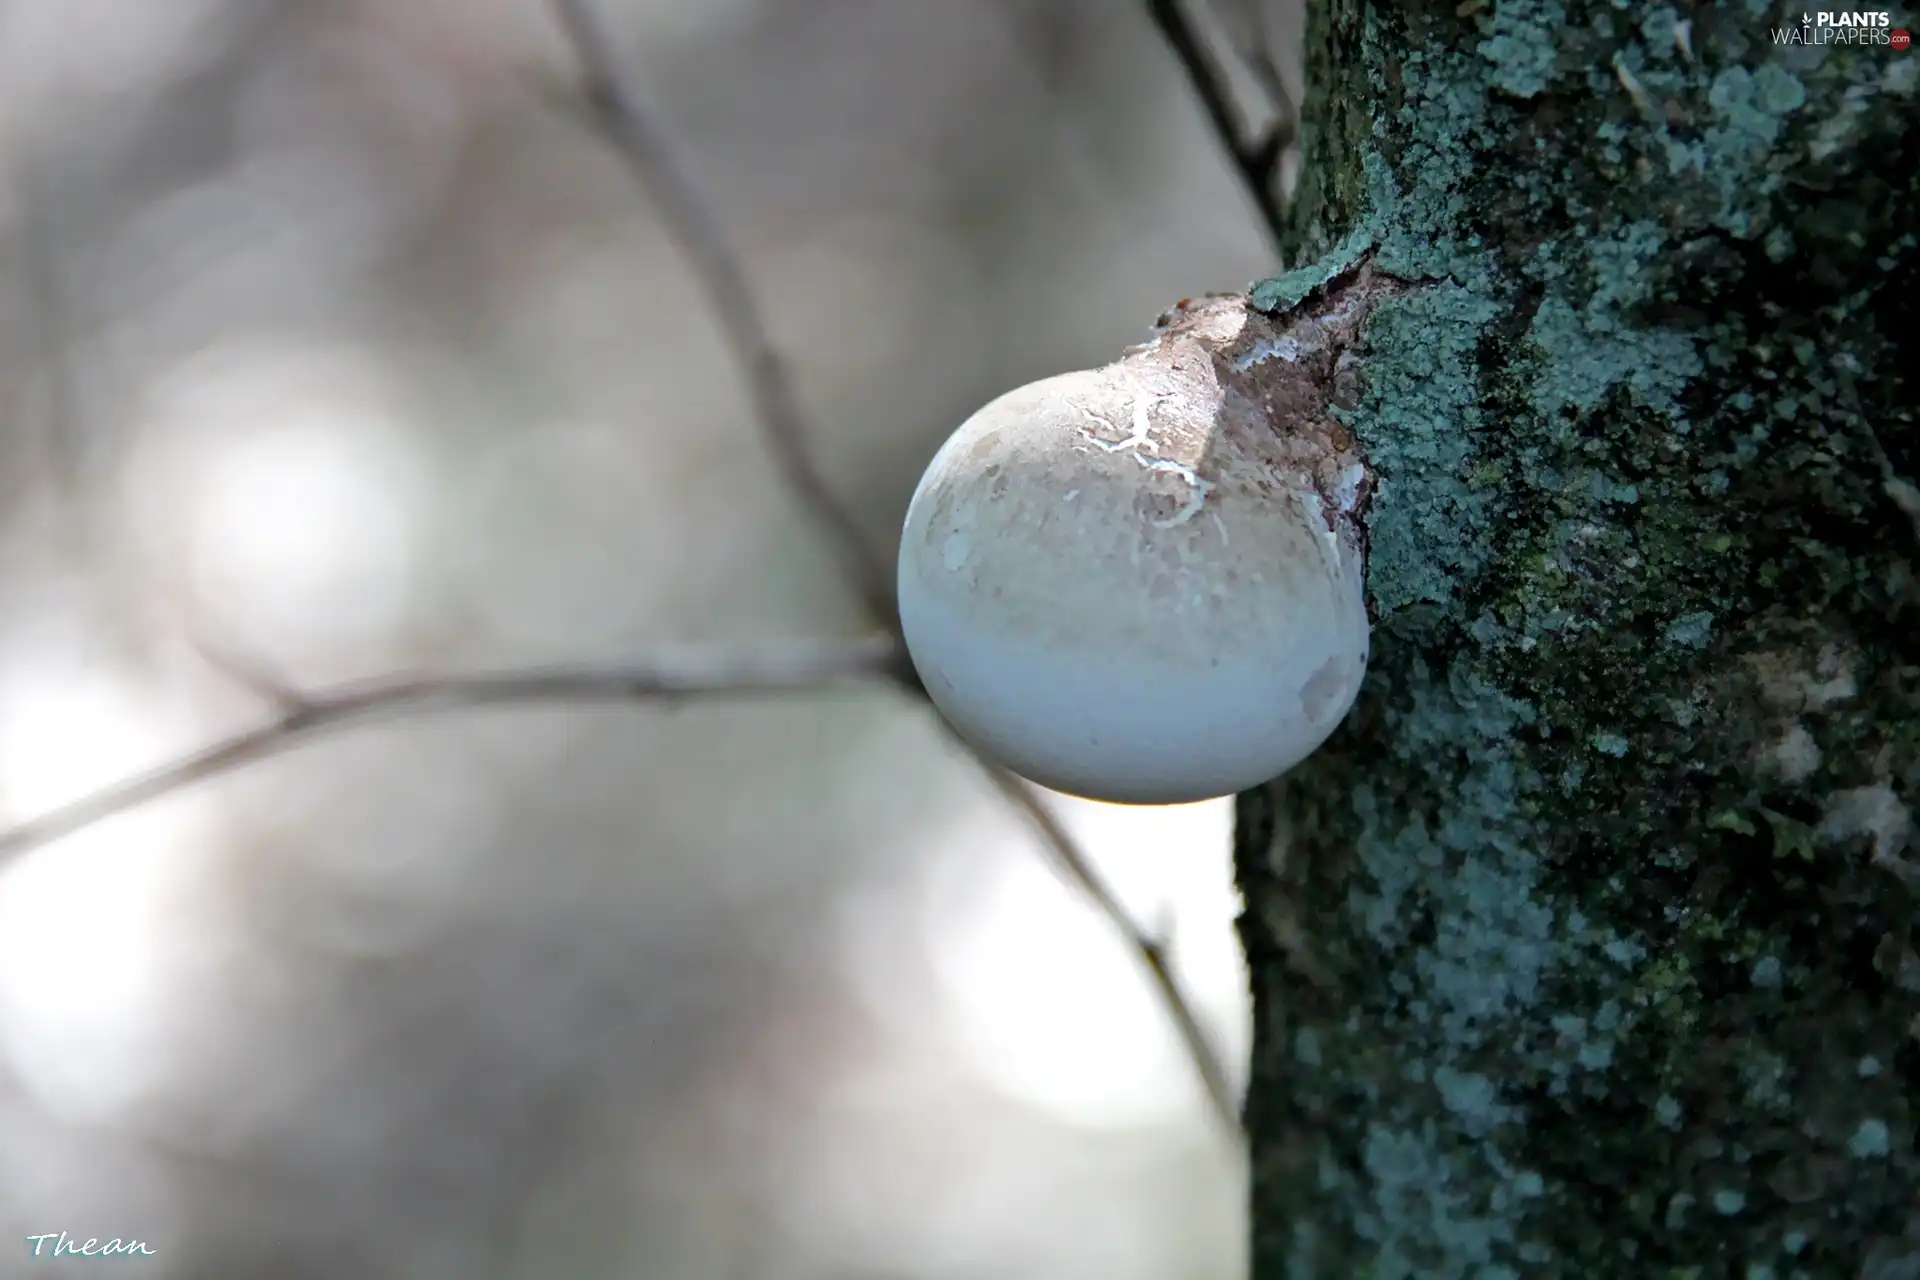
[1234,3,1918,1276]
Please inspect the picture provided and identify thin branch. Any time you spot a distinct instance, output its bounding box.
[0,637,905,861]
[548,0,1241,1137]
[982,764,1239,1129]
[1143,0,1287,250]
[548,0,896,629]
[189,630,313,718]
[1203,0,1299,161]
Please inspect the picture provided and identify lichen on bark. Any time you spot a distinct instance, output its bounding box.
[1233,3,1917,1277]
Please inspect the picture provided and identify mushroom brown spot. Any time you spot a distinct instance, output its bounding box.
[897,286,1381,805]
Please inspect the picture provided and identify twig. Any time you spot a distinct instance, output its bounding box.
[548,0,896,628]
[0,637,905,861]
[549,0,1241,1136]
[189,630,313,718]
[1143,0,1287,250]
[1203,0,1299,159]
[982,764,1238,1125]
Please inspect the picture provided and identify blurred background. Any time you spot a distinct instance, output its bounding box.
[0,1,1296,1275]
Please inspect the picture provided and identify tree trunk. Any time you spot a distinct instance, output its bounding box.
[1233,3,1917,1276]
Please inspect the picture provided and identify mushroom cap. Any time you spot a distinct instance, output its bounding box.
[897,350,1368,805]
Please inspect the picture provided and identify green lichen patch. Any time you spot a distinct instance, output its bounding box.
[1477,0,1568,100]
[1344,284,1501,619]
[1250,226,1376,313]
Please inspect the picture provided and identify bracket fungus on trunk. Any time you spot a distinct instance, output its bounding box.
[897,267,1396,804]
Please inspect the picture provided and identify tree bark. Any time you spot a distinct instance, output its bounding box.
[1233,4,1917,1276]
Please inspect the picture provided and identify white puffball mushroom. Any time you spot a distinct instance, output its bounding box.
[897,288,1378,805]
